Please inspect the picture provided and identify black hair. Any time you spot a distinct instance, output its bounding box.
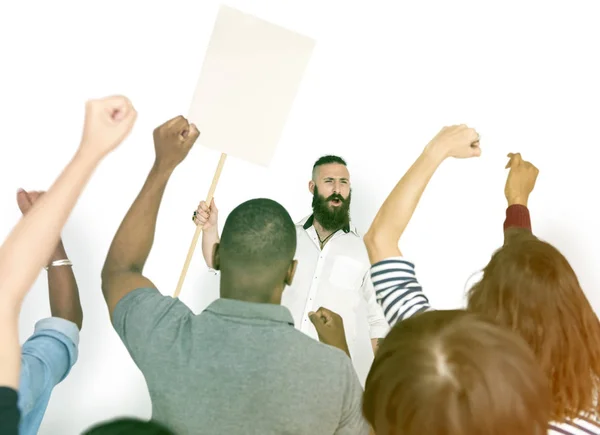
[312,155,347,174]
[219,198,296,278]
[83,418,173,435]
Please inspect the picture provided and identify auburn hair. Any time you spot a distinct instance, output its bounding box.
[467,228,600,421]
[363,309,550,435]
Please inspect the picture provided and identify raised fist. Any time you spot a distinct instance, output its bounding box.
[79,95,137,159]
[427,124,481,159]
[504,153,539,206]
[309,307,349,355]
[154,115,200,171]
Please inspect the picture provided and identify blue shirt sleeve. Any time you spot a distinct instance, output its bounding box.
[18,317,79,434]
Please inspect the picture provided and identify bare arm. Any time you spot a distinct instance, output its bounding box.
[371,338,380,354]
[0,155,97,308]
[101,164,173,314]
[47,241,83,330]
[16,190,83,330]
[364,149,445,264]
[364,125,480,265]
[0,95,136,389]
[102,116,199,316]
[0,154,98,390]
[201,228,219,269]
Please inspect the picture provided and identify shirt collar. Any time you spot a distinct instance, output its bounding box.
[297,214,359,236]
[205,298,294,326]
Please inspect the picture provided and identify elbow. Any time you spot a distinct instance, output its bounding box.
[203,254,214,269]
[364,229,382,252]
[100,263,114,287]
[100,262,122,297]
[101,258,139,282]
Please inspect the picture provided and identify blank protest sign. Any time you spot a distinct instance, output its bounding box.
[187,5,316,167]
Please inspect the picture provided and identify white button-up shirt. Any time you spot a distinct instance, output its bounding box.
[281,215,390,385]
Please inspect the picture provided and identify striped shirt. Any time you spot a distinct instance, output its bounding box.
[370,257,430,327]
[370,256,600,434]
[549,417,600,434]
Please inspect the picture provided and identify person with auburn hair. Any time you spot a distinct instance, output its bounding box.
[309,304,551,435]
[363,309,550,435]
[466,154,600,433]
[364,124,600,434]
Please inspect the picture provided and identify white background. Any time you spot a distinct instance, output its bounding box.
[1,1,599,433]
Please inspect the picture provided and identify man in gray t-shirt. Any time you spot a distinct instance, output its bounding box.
[112,288,366,434]
[100,116,369,435]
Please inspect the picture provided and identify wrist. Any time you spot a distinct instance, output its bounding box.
[50,242,67,262]
[422,142,448,164]
[152,160,177,176]
[337,340,351,357]
[204,225,218,235]
[507,196,529,207]
[74,143,106,167]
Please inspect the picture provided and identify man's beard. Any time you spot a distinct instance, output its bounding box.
[312,186,351,232]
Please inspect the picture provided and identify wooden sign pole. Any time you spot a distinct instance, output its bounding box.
[173,152,227,298]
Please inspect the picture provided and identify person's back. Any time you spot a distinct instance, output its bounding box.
[131,297,363,434]
[107,195,368,435]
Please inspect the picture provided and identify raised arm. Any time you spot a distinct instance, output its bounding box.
[193,198,220,269]
[101,116,199,317]
[16,190,83,329]
[364,125,481,326]
[503,153,538,241]
[0,96,136,389]
[364,125,480,263]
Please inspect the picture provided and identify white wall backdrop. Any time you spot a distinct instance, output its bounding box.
[1,0,599,433]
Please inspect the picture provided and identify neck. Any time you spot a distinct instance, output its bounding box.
[220,278,281,305]
[220,293,279,304]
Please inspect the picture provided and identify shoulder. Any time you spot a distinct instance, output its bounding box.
[286,329,353,369]
[114,287,178,316]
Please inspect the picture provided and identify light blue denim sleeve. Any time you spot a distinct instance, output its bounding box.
[18,317,79,435]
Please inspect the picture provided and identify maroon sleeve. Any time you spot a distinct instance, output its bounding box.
[503,204,531,231]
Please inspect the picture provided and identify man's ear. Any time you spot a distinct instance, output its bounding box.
[212,243,221,271]
[309,180,315,195]
[285,259,298,286]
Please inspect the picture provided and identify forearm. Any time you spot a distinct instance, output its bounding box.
[365,147,445,262]
[47,242,83,330]
[0,309,20,389]
[371,338,380,354]
[102,163,172,276]
[0,150,98,304]
[201,228,220,269]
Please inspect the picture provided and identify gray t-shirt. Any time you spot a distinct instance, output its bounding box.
[113,288,369,435]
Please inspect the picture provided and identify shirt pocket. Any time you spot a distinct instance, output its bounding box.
[329,255,365,290]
